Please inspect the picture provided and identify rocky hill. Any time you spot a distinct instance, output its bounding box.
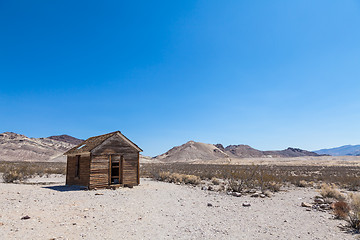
[155,141,229,162]
[217,144,266,158]
[48,135,84,145]
[0,132,78,162]
[263,147,322,158]
[155,141,323,162]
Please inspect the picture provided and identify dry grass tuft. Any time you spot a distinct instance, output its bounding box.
[319,183,345,201]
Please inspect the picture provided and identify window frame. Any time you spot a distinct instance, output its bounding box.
[75,155,80,179]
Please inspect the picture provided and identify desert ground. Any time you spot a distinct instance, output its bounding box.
[0,176,357,240]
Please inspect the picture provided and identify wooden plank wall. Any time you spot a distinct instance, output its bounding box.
[66,155,90,187]
[122,152,138,185]
[89,155,109,189]
[90,134,140,188]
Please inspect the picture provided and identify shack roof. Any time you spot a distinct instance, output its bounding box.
[64,131,142,155]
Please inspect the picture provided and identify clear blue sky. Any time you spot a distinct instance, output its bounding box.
[1,1,360,156]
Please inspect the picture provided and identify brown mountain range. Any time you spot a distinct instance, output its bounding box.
[155,142,323,162]
[0,132,79,162]
[48,135,84,145]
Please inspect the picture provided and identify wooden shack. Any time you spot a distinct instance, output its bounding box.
[64,131,142,189]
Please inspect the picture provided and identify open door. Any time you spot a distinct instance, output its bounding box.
[110,155,123,185]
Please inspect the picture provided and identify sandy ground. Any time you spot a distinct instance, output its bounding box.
[0,178,358,240]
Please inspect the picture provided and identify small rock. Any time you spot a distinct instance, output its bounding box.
[320,204,330,210]
[314,198,325,204]
[201,186,208,191]
[0,222,4,226]
[232,192,242,197]
[208,185,213,191]
[260,194,266,198]
[95,193,104,196]
[251,193,259,198]
[72,223,77,225]
[242,203,251,207]
[249,189,257,194]
[21,215,30,220]
[263,190,272,197]
[301,202,312,208]
[207,203,213,207]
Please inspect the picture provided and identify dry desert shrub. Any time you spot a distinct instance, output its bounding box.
[266,181,282,192]
[156,171,200,185]
[158,171,171,181]
[171,173,184,183]
[297,180,308,187]
[333,201,350,219]
[294,180,314,188]
[211,177,220,185]
[2,168,29,183]
[228,179,242,193]
[348,193,360,231]
[183,175,201,185]
[319,183,345,201]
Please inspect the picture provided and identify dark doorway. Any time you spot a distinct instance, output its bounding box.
[110,155,123,184]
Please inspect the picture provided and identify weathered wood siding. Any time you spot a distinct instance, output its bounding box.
[122,151,139,185]
[89,134,140,188]
[66,155,90,187]
[89,155,109,189]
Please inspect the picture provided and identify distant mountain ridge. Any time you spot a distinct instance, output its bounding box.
[155,141,323,162]
[0,132,79,162]
[315,145,360,156]
[0,132,335,163]
[48,135,84,145]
